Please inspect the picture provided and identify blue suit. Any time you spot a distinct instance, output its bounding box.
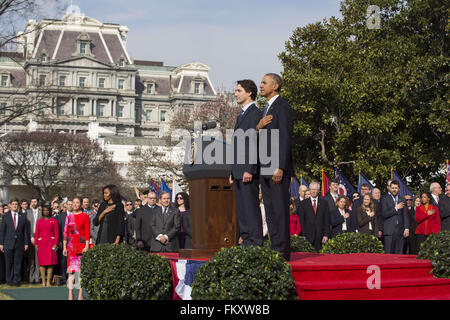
[381,194,409,254]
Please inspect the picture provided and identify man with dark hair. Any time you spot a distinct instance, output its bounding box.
[257,73,294,261]
[323,179,339,213]
[26,197,40,284]
[381,180,409,254]
[0,198,30,286]
[229,79,263,246]
[82,197,90,214]
[440,183,450,231]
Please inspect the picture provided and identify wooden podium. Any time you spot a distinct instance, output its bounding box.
[178,137,236,259]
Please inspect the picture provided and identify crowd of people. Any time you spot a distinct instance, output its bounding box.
[289,179,450,254]
[0,184,191,300]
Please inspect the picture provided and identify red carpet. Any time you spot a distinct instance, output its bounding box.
[289,252,450,300]
[155,252,450,300]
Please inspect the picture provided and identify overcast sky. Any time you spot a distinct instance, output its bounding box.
[68,0,342,91]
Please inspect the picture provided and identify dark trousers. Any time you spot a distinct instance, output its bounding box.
[234,178,263,247]
[27,245,40,283]
[416,234,428,251]
[56,247,67,283]
[0,251,5,283]
[384,233,405,254]
[260,176,291,261]
[4,247,24,285]
[405,233,419,255]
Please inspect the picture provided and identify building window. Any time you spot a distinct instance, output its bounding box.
[160,110,166,122]
[40,53,47,62]
[194,83,200,94]
[96,105,104,117]
[1,75,7,87]
[145,109,152,121]
[119,58,125,67]
[76,103,84,116]
[59,76,66,86]
[79,77,86,87]
[98,78,105,88]
[57,105,64,115]
[80,43,87,54]
[0,103,6,115]
[39,75,46,86]
[117,106,124,118]
[118,79,124,90]
[146,83,153,94]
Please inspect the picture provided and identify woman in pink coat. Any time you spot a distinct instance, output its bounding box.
[34,205,59,287]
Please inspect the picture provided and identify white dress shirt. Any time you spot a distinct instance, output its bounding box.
[264,94,279,115]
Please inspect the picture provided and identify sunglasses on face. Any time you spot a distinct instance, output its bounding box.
[126,203,133,206]
[176,197,184,200]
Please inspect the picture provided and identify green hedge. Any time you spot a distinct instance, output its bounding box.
[320,232,384,254]
[191,245,298,300]
[80,244,172,300]
[290,235,316,253]
[417,230,450,279]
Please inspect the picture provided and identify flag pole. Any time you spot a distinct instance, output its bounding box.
[446,160,449,183]
[391,167,394,180]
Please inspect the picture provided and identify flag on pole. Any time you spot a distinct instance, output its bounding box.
[299,174,310,188]
[321,169,330,197]
[335,168,356,196]
[172,178,183,202]
[149,179,160,198]
[446,160,449,184]
[392,170,414,198]
[161,178,172,200]
[289,176,301,198]
[358,171,374,193]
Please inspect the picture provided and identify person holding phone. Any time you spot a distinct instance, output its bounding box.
[93,185,125,245]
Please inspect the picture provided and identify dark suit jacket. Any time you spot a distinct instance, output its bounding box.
[323,192,338,213]
[440,196,450,231]
[150,206,181,252]
[94,201,125,244]
[0,212,30,250]
[231,103,262,179]
[299,197,330,247]
[330,208,355,238]
[135,205,156,249]
[259,96,294,178]
[181,210,192,249]
[55,212,67,247]
[356,206,378,236]
[381,194,409,235]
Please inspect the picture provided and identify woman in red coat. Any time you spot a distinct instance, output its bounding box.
[415,192,441,248]
[289,198,301,236]
[34,205,59,287]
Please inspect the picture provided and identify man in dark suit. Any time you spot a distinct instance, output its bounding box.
[323,179,339,215]
[150,192,180,253]
[381,180,410,254]
[55,205,67,285]
[136,191,157,251]
[0,199,30,286]
[440,183,450,231]
[430,182,442,208]
[299,181,330,252]
[26,198,40,284]
[229,79,263,247]
[257,73,293,261]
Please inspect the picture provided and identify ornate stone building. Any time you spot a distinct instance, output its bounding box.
[0,8,217,137]
[0,7,218,202]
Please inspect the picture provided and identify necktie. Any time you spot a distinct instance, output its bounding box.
[13,213,17,230]
[313,199,317,215]
[263,103,269,117]
[237,109,245,122]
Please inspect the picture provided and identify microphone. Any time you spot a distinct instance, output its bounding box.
[202,122,217,131]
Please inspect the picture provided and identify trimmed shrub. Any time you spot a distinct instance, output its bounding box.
[81,244,172,300]
[417,230,450,279]
[290,235,316,253]
[320,232,384,254]
[191,245,298,300]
